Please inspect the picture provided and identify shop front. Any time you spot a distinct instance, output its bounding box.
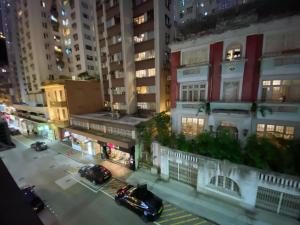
[62,130,101,156]
[64,127,136,170]
[100,143,135,170]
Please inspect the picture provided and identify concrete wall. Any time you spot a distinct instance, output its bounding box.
[152,142,300,210]
[65,80,103,115]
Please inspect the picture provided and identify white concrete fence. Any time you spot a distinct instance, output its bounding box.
[152,142,300,219]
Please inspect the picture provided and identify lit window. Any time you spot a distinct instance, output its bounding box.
[273,80,281,85]
[181,117,204,136]
[226,43,242,61]
[54,46,62,52]
[133,15,145,25]
[41,1,46,8]
[256,124,294,140]
[181,83,206,101]
[262,80,271,86]
[135,50,154,61]
[51,15,58,22]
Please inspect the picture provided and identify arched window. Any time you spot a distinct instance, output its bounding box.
[225,43,242,61]
[209,175,240,196]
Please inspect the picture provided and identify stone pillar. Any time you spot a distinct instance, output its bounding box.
[160,154,169,180]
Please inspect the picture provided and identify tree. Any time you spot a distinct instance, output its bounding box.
[251,102,273,117]
[197,102,211,115]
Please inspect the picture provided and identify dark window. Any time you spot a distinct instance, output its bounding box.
[83,23,90,30]
[74,44,79,51]
[87,55,93,61]
[71,12,76,20]
[83,13,89,19]
[81,1,88,9]
[85,45,92,50]
[73,33,78,41]
[165,0,171,10]
[76,64,82,70]
[72,23,77,29]
[165,15,171,28]
[75,54,80,61]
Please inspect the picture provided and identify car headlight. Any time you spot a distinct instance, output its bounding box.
[140,202,148,209]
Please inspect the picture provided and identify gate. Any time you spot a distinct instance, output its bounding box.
[255,186,300,219]
[169,160,197,187]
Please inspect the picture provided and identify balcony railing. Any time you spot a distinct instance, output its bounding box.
[261,54,300,76]
[13,104,47,114]
[177,63,209,83]
[221,59,245,78]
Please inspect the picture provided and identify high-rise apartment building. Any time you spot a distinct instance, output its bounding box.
[95,0,172,115]
[1,0,24,104]
[15,0,98,106]
[174,0,252,23]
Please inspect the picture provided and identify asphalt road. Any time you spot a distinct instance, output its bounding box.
[0,137,155,225]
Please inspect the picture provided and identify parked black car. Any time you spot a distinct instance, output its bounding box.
[115,184,163,221]
[9,127,21,135]
[21,186,45,213]
[78,164,111,185]
[30,141,48,151]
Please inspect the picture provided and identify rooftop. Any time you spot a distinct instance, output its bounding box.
[174,0,300,41]
[71,112,149,127]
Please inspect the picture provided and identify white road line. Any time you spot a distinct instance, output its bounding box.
[99,189,114,200]
[69,175,99,193]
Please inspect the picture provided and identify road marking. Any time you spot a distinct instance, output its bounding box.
[160,210,184,218]
[99,189,114,200]
[70,176,98,193]
[193,221,208,225]
[171,217,199,225]
[163,207,178,212]
[158,213,192,223]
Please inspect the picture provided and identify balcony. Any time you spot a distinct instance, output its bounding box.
[136,77,155,86]
[257,102,300,122]
[210,102,251,116]
[177,64,209,83]
[13,104,47,115]
[106,4,119,19]
[108,42,122,55]
[134,39,154,53]
[135,58,155,70]
[133,0,153,17]
[49,101,67,107]
[176,101,201,110]
[107,24,121,37]
[110,61,123,71]
[137,93,156,102]
[133,20,154,36]
[221,59,245,78]
[111,78,124,87]
[112,94,126,103]
[261,54,300,76]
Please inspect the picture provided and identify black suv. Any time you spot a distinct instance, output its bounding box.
[21,186,45,213]
[30,141,48,151]
[78,164,111,185]
[115,184,163,221]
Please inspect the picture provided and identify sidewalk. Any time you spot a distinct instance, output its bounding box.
[12,135,300,225]
[126,169,300,225]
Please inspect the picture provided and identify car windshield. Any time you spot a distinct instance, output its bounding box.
[131,187,154,200]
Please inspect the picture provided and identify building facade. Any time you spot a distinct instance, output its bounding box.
[15,0,98,106]
[95,0,172,115]
[170,15,300,141]
[1,0,24,103]
[43,79,103,140]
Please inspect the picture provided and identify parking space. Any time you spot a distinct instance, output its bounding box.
[155,202,216,225]
[100,178,127,197]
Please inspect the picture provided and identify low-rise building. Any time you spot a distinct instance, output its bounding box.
[43,79,103,140]
[63,112,147,170]
[170,15,300,141]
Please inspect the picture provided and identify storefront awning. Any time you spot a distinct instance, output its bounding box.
[65,126,135,149]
